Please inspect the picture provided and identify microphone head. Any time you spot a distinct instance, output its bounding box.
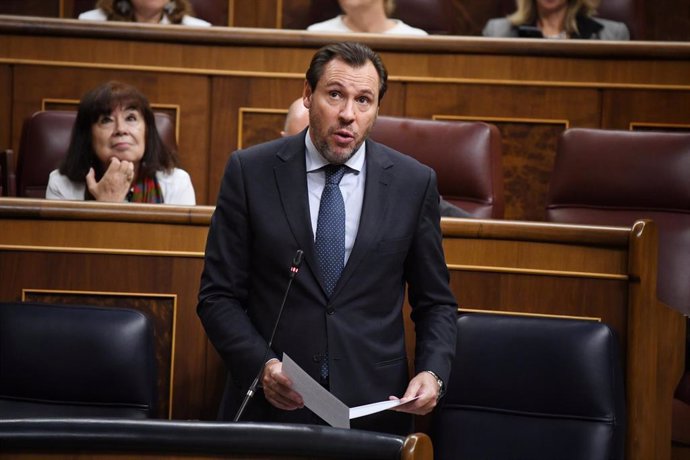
[292,250,304,268]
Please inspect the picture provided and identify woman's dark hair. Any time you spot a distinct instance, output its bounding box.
[306,42,388,103]
[96,0,195,24]
[59,80,176,186]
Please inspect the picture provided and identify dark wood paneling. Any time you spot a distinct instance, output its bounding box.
[602,89,690,130]
[232,0,279,28]
[208,76,305,204]
[0,65,11,153]
[646,0,690,41]
[0,0,59,17]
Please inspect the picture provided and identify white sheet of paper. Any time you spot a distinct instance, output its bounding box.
[282,353,350,428]
[348,397,417,420]
[282,353,417,428]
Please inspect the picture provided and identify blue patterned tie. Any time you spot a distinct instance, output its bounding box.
[314,165,346,383]
[315,165,347,297]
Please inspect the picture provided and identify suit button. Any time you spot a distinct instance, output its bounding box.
[313,354,321,362]
[326,306,335,315]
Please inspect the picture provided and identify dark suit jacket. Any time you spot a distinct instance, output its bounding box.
[198,130,458,435]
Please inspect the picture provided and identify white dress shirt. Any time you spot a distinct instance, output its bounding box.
[305,129,366,265]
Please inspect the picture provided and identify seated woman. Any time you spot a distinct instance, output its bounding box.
[307,0,427,36]
[483,0,629,40]
[79,0,210,26]
[46,81,196,205]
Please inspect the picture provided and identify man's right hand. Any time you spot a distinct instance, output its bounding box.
[261,359,304,411]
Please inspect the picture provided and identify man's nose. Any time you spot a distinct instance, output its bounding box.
[339,99,355,123]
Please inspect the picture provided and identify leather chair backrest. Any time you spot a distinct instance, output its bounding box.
[546,128,690,316]
[597,0,643,39]
[432,313,625,460]
[188,0,228,26]
[16,110,177,198]
[391,0,455,34]
[0,302,157,418]
[370,116,504,218]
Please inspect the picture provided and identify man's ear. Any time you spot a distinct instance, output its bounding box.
[303,80,313,109]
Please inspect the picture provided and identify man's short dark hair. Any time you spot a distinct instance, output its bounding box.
[305,42,388,103]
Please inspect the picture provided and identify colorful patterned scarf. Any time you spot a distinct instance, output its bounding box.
[127,175,164,203]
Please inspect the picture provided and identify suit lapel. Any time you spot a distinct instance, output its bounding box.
[332,140,393,297]
[274,134,316,268]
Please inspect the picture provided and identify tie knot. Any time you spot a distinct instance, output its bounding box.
[324,165,347,185]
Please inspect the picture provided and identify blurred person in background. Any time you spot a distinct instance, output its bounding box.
[79,0,210,26]
[307,0,427,36]
[483,0,629,40]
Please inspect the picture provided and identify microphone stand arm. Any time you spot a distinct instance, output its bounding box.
[233,253,302,422]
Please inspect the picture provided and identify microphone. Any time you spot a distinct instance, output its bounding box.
[233,249,304,422]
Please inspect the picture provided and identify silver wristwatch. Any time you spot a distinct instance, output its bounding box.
[424,370,445,400]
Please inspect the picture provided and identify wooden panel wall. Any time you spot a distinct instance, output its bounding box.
[2,18,690,219]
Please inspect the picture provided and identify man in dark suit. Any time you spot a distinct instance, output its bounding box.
[198,42,457,435]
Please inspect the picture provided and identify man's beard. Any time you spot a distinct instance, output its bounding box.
[313,124,371,165]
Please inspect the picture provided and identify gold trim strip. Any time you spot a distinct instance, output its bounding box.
[0,244,204,258]
[41,97,79,110]
[447,264,628,280]
[434,114,570,128]
[227,0,234,27]
[3,58,690,92]
[22,288,178,420]
[0,57,304,79]
[458,307,601,322]
[388,75,690,91]
[629,121,690,130]
[275,0,283,29]
[22,288,173,298]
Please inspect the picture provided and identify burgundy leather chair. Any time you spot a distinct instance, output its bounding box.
[8,110,176,198]
[545,127,690,446]
[187,0,228,26]
[370,116,504,218]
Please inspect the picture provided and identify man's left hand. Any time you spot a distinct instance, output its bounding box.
[389,371,440,415]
